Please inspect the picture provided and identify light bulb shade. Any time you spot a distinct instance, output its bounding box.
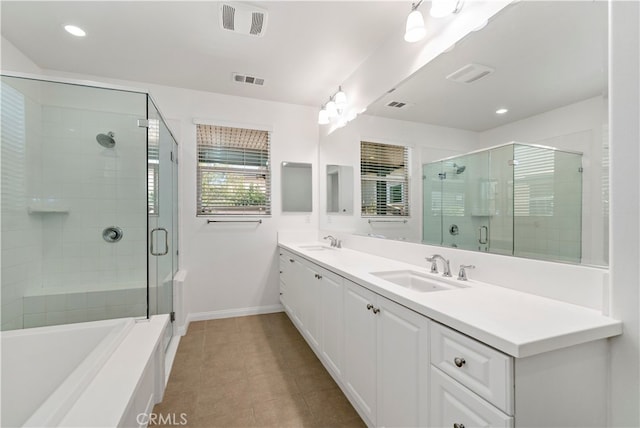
[430,0,459,18]
[404,10,426,43]
[334,89,348,109]
[326,100,338,118]
[318,108,330,125]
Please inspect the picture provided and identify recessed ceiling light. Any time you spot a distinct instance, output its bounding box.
[496,108,509,115]
[64,25,86,37]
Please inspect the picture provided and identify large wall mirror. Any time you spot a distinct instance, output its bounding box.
[319,1,608,266]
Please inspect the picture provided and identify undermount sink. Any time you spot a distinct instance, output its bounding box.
[370,270,465,293]
[298,244,335,251]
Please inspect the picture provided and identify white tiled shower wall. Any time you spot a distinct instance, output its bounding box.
[1,79,150,329]
[22,287,147,328]
[1,81,43,330]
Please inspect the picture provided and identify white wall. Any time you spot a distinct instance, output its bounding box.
[145,84,319,320]
[1,35,42,74]
[609,1,640,426]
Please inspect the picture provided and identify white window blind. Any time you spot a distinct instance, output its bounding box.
[1,81,26,212]
[361,141,409,216]
[513,145,555,217]
[148,119,159,215]
[197,124,271,216]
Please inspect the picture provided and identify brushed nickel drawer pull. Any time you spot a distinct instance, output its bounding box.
[454,357,466,368]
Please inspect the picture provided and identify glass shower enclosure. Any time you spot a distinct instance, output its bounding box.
[423,142,583,263]
[0,75,178,338]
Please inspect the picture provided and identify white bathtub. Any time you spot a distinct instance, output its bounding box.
[1,315,169,427]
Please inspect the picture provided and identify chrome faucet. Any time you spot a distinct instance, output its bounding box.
[457,264,475,281]
[323,235,341,248]
[426,254,452,277]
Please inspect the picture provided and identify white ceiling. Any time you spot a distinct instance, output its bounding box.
[366,1,608,132]
[1,1,412,107]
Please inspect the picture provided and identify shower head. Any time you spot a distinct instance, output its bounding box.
[96,132,115,148]
[453,163,466,174]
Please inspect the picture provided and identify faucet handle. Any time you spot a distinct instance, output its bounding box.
[425,256,439,273]
[457,264,475,281]
[323,235,336,247]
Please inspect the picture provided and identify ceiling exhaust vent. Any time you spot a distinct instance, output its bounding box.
[220,3,268,37]
[232,73,265,86]
[386,101,408,109]
[446,63,495,84]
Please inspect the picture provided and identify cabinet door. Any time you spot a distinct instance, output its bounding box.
[343,280,378,425]
[320,269,344,378]
[287,257,304,328]
[278,253,292,316]
[299,261,321,350]
[376,296,429,428]
[430,367,513,428]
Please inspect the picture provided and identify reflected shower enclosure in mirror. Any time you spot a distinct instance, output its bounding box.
[281,162,312,212]
[424,143,583,264]
[318,1,608,266]
[327,165,354,214]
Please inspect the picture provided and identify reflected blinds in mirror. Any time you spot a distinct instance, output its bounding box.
[513,145,555,217]
[196,124,271,215]
[361,141,409,216]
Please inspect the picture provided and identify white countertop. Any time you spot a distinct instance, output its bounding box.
[279,241,622,358]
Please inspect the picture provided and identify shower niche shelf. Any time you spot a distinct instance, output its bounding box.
[27,199,69,214]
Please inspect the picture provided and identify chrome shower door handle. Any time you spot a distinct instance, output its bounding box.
[478,226,488,245]
[150,227,169,256]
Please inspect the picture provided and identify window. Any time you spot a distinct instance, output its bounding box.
[196,124,271,216]
[147,119,159,215]
[360,141,409,216]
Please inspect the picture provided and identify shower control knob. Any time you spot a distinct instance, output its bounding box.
[102,226,124,243]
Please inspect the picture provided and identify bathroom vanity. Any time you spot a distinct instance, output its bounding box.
[278,242,621,428]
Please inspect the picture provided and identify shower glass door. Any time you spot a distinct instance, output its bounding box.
[147,99,177,346]
[441,152,490,251]
[0,75,148,330]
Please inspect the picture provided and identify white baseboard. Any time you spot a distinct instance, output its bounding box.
[183,304,284,333]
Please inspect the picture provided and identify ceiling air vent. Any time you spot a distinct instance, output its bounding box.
[232,73,265,86]
[386,101,408,109]
[446,63,495,84]
[220,3,268,37]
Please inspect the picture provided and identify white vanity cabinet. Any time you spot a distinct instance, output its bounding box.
[278,246,613,428]
[280,249,342,358]
[343,279,429,427]
[430,322,514,428]
[429,322,609,428]
[279,250,302,326]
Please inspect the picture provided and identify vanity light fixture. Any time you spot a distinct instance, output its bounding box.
[334,86,348,109]
[64,24,86,37]
[496,108,509,115]
[326,100,338,118]
[318,107,330,125]
[404,1,426,43]
[430,0,464,18]
[318,87,354,126]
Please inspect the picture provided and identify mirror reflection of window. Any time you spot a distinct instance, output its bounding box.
[360,141,410,217]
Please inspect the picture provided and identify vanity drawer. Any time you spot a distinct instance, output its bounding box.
[430,322,514,415]
[430,366,513,428]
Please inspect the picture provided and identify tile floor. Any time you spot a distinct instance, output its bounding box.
[151,312,365,427]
